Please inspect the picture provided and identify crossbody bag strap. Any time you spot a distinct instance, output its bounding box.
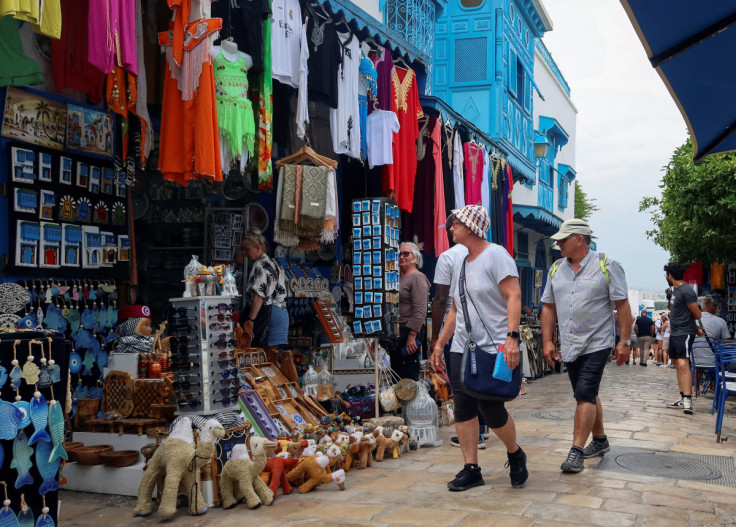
[459,256,498,352]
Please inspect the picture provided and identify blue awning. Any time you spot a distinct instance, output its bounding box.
[621,1,736,161]
[538,116,569,149]
[557,163,576,181]
[506,151,537,186]
[514,204,562,236]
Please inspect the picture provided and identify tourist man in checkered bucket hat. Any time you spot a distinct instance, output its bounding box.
[430,204,529,491]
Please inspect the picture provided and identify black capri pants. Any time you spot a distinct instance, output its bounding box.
[449,353,509,429]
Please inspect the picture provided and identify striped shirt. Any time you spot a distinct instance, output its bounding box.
[541,250,628,362]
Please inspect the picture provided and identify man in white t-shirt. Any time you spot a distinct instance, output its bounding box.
[431,204,527,491]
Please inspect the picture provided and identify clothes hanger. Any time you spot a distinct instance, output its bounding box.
[393,54,410,69]
[308,1,331,21]
[334,16,351,33]
[274,136,338,170]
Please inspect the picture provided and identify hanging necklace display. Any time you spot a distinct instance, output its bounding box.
[0,482,19,527]
[11,430,33,489]
[21,342,40,386]
[9,341,23,391]
[16,495,32,527]
[34,497,54,527]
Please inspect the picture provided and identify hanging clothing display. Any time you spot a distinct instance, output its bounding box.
[158,0,222,185]
[88,0,137,75]
[51,0,105,103]
[359,51,378,160]
[271,0,302,88]
[366,110,399,169]
[383,65,423,213]
[1,0,63,39]
[463,142,483,206]
[452,132,465,210]
[306,13,340,108]
[330,32,361,159]
[370,47,395,112]
[504,165,514,256]
[211,0,271,73]
[433,120,449,255]
[296,20,310,139]
[403,115,437,256]
[490,161,505,245]
[0,16,43,87]
[481,147,490,213]
[213,45,256,174]
[257,0,274,191]
[711,262,725,290]
[440,121,455,215]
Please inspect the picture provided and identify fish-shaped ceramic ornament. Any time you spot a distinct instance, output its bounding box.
[29,394,50,445]
[0,505,19,527]
[12,401,31,429]
[16,504,32,527]
[81,351,95,376]
[15,313,36,330]
[66,309,80,333]
[35,439,59,495]
[47,401,67,463]
[0,401,23,440]
[11,431,34,488]
[0,366,7,389]
[34,513,53,527]
[80,308,96,330]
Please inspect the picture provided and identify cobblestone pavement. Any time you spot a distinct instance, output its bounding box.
[60,360,736,526]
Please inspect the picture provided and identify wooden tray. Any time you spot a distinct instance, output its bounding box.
[256,362,291,386]
[102,371,135,418]
[272,398,309,429]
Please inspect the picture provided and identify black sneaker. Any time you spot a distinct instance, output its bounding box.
[504,447,528,488]
[447,465,485,491]
[640,361,647,366]
[560,448,584,473]
[582,438,610,459]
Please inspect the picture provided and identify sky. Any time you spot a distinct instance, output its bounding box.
[540,0,688,292]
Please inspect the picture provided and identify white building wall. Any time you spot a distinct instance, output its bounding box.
[351,0,383,23]
[526,45,577,222]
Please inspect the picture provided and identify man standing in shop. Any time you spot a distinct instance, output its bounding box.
[664,261,704,414]
[541,219,631,474]
[431,204,528,491]
[634,310,655,366]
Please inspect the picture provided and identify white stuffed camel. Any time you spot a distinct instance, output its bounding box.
[219,437,279,509]
[135,418,226,518]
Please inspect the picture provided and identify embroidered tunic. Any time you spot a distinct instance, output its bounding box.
[329,31,361,159]
[463,142,483,206]
[382,66,423,213]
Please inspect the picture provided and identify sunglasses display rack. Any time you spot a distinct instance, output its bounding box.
[350,198,401,338]
[167,295,241,415]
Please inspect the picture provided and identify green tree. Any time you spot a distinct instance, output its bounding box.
[34,100,51,138]
[639,137,736,265]
[574,181,599,221]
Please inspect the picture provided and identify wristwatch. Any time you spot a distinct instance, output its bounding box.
[507,331,520,340]
[620,339,631,346]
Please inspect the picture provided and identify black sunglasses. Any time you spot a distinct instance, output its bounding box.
[214,387,239,397]
[218,367,239,379]
[213,396,234,407]
[210,340,236,350]
[208,303,233,314]
[173,380,201,390]
[209,313,233,322]
[218,377,240,388]
[172,361,200,371]
[177,398,202,409]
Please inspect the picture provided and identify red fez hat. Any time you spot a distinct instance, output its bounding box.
[118,305,151,323]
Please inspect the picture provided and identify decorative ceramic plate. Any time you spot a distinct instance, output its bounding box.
[246,202,269,231]
[275,404,287,415]
[291,413,306,426]
[0,314,21,330]
[262,366,276,378]
[0,284,28,314]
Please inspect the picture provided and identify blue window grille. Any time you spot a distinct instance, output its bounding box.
[384,0,435,58]
[64,226,82,244]
[558,172,569,211]
[87,233,102,248]
[538,160,553,212]
[17,190,37,209]
[43,225,62,242]
[20,222,40,240]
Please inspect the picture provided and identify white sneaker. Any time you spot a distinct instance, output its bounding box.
[683,397,693,415]
[666,398,684,408]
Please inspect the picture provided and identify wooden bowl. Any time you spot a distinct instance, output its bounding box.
[73,445,113,465]
[63,441,84,463]
[100,450,140,468]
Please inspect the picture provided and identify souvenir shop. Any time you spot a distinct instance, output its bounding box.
[0,0,527,521]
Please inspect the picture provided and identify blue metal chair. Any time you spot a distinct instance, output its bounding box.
[714,347,736,442]
[691,339,718,399]
[713,342,736,415]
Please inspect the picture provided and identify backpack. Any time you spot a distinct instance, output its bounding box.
[549,253,610,283]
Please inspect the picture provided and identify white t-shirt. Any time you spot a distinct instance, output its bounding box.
[453,132,465,210]
[271,0,302,88]
[296,21,309,139]
[366,110,400,168]
[449,243,519,354]
[330,32,361,159]
[433,244,468,315]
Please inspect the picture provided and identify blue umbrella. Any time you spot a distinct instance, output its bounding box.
[621,1,736,161]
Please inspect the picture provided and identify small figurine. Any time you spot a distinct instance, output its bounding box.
[221,265,239,296]
[115,306,154,354]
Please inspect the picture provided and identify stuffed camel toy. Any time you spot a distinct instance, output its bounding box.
[263,452,300,498]
[220,437,278,509]
[135,418,226,518]
[286,454,346,493]
[357,434,377,469]
[372,427,391,462]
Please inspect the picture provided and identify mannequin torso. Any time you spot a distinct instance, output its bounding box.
[212,39,253,69]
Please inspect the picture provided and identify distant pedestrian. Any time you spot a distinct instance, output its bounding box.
[634,310,655,366]
[655,313,669,365]
[431,205,528,491]
[541,219,632,474]
[663,262,704,414]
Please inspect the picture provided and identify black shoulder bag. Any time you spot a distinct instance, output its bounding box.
[458,257,522,401]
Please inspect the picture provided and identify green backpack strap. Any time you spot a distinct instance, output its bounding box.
[549,254,610,283]
[549,258,565,278]
[598,253,610,283]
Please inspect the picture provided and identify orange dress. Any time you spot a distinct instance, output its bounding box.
[158,0,222,185]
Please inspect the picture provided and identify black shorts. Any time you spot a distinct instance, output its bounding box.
[449,353,509,429]
[668,334,695,361]
[565,348,610,404]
